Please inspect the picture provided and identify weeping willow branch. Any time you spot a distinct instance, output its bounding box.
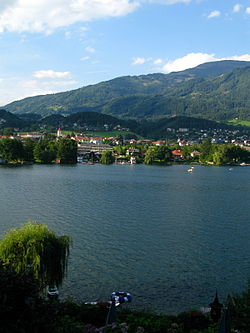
[0,222,71,288]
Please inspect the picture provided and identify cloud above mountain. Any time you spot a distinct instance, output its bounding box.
[143,0,192,3]
[232,4,242,13]
[162,53,250,73]
[0,0,200,34]
[207,10,221,19]
[131,52,250,73]
[0,0,139,34]
[33,70,72,79]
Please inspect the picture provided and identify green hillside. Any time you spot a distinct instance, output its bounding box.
[39,111,139,132]
[4,60,250,121]
[102,66,250,121]
[1,108,248,139]
[0,109,28,128]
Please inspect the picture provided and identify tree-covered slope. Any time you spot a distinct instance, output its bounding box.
[174,60,250,78]
[39,111,139,131]
[102,66,250,121]
[0,109,27,128]
[0,108,247,139]
[4,60,250,121]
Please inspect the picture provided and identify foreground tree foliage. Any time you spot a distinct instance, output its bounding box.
[0,268,50,333]
[0,268,88,333]
[0,268,213,333]
[1,259,250,333]
[0,222,71,288]
[232,281,250,333]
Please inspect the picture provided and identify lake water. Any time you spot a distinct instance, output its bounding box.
[0,163,249,314]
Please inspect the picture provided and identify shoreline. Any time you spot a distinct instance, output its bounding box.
[1,161,249,167]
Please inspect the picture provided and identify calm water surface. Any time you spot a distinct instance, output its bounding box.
[0,164,249,313]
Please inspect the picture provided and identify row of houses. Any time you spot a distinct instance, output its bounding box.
[1,129,250,150]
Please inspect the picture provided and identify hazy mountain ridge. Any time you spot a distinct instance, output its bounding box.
[1,109,247,140]
[4,60,250,121]
[0,109,28,128]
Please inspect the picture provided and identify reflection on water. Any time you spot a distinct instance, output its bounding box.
[0,164,249,313]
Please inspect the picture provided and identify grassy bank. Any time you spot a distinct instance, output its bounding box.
[229,119,250,127]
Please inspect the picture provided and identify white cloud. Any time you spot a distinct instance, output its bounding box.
[225,54,250,62]
[131,53,244,72]
[44,80,78,86]
[0,70,76,105]
[0,77,51,105]
[85,46,96,53]
[21,77,77,89]
[132,57,147,65]
[0,0,202,34]
[162,53,216,73]
[142,0,192,4]
[86,70,107,74]
[33,70,71,79]
[233,4,242,13]
[207,10,221,19]
[160,52,250,73]
[21,79,38,89]
[246,7,250,14]
[0,74,79,106]
[153,58,163,65]
[80,56,90,61]
[64,31,72,39]
[0,1,16,12]
[0,0,139,34]
[80,26,89,32]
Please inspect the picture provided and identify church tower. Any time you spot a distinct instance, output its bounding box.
[57,128,62,137]
[209,291,223,322]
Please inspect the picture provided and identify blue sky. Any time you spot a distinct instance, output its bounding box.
[0,0,250,106]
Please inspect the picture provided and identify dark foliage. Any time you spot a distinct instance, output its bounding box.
[177,309,211,331]
[0,268,58,333]
[232,282,250,333]
[0,138,24,162]
[0,267,108,332]
[0,109,27,129]
[57,138,78,164]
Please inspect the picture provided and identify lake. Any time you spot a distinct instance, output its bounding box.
[0,163,249,314]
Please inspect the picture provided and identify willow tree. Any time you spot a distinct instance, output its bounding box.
[0,222,71,288]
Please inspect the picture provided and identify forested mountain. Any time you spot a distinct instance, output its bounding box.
[172,60,250,78]
[39,112,139,131]
[0,109,248,139]
[138,116,234,138]
[0,109,27,128]
[4,60,250,121]
[103,66,250,121]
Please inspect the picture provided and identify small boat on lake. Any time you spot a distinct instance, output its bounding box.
[187,167,194,172]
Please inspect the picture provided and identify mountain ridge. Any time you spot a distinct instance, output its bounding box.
[1,109,249,139]
[4,60,250,121]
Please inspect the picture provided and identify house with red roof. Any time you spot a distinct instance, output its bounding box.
[172,149,184,160]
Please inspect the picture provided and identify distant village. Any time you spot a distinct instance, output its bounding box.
[0,122,250,165]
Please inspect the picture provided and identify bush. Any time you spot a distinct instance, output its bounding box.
[177,309,211,332]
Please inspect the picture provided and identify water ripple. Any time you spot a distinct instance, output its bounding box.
[0,164,249,313]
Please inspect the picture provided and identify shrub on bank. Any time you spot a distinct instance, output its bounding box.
[1,266,250,333]
[115,308,212,333]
